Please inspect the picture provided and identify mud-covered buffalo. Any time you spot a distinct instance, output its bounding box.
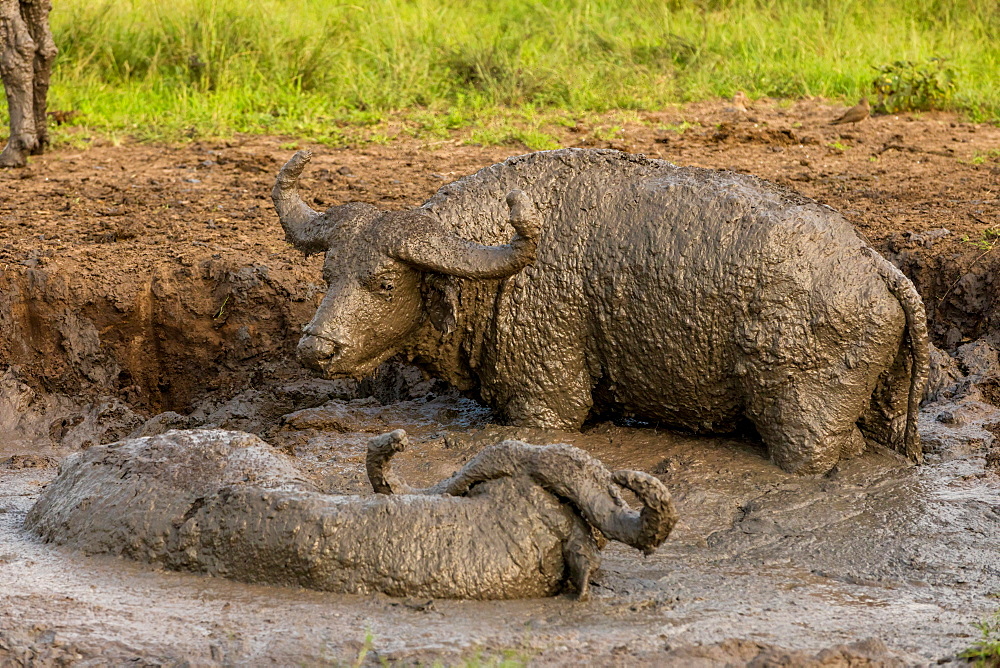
[275,148,929,474]
[26,429,676,600]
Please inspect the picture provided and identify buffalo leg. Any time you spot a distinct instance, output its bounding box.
[745,372,876,474]
[0,0,37,167]
[366,429,415,494]
[367,431,677,555]
[481,311,594,430]
[491,362,594,430]
[22,0,55,154]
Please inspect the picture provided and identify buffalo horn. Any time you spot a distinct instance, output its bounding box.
[391,190,540,279]
[271,150,330,255]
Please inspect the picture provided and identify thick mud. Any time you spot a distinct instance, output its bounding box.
[3,377,998,665]
[1,98,1000,664]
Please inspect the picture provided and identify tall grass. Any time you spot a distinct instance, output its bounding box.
[8,0,1000,142]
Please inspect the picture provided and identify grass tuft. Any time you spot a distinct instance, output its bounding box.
[2,0,999,145]
[962,611,1000,666]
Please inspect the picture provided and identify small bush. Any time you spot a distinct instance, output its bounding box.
[871,57,957,113]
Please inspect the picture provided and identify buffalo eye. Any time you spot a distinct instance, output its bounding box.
[363,271,397,300]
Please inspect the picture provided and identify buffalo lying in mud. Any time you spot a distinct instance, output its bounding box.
[273,148,929,474]
[25,429,675,600]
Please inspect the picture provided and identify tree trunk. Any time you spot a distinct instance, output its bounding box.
[0,0,55,168]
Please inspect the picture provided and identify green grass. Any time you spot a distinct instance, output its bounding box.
[961,227,1000,251]
[3,0,999,145]
[962,610,1000,666]
[967,148,1000,165]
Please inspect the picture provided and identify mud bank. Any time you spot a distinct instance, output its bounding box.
[0,250,329,456]
[887,237,1000,350]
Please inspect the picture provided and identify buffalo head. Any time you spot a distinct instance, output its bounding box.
[272,151,540,380]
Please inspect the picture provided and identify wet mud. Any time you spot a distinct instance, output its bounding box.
[3,350,999,664]
[2,99,1000,664]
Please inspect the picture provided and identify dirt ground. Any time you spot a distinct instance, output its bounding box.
[1,98,1000,666]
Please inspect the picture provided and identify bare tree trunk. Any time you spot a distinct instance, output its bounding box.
[0,0,55,168]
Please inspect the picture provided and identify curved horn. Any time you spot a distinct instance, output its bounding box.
[610,470,678,555]
[390,190,540,279]
[392,439,676,555]
[272,150,328,255]
[366,429,417,495]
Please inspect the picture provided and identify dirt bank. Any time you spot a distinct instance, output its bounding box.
[1,98,999,664]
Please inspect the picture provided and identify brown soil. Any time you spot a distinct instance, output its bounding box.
[1,98,999,665]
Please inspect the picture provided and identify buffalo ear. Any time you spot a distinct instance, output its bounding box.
[423,275,458,334]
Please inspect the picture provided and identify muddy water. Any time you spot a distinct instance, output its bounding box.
[2,384,998,665]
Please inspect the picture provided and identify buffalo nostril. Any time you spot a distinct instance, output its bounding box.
[298,335,344,365]
[301,326,348,348]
